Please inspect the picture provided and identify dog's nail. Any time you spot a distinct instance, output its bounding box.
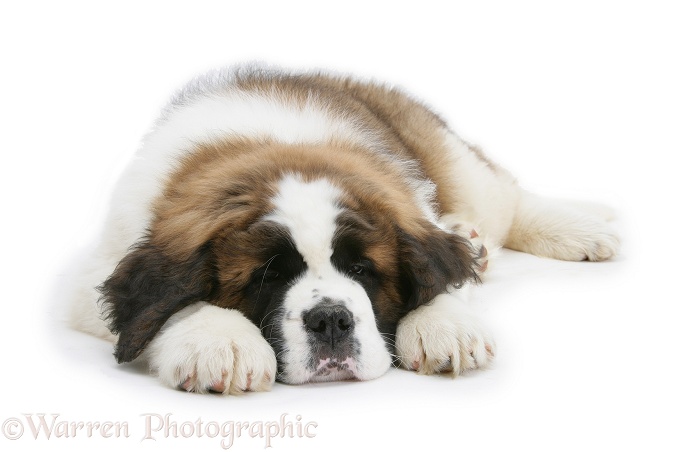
[411,360,420,371]
[478,245,487,257]
[210,380,226,393]
[179,375,195,392]
[478,260,489,272]
[470,229,479,238]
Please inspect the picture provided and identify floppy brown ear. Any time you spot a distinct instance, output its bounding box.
[98,240,216,363]
[398,226,480,311]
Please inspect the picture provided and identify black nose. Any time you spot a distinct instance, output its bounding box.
[303,304,354,346]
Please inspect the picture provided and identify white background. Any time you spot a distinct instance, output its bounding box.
[1,1,678,451]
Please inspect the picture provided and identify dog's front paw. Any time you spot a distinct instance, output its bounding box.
[146,303,276,394]
[395,294,495,377]
[442,218,490,274]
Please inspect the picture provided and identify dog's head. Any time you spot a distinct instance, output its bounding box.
[100,141,479,384]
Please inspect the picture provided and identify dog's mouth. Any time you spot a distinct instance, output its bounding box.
[272,332,363,384]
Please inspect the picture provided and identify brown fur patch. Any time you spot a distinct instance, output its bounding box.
[151,138,436,259]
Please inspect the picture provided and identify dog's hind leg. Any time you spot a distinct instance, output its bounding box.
[504,190,620,261]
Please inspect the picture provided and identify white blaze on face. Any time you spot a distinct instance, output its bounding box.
[266,175,342,275]
[265,174,392,384]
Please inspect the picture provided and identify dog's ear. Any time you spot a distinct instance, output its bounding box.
[398,225,480,311]
[98,240,216,363]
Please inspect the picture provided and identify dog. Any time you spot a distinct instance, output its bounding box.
[70,65,619,394]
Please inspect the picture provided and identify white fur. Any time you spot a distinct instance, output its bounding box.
[395,287,495,376]
[265,175,343,272]
[145,302,277,394]
[266,176,392,383]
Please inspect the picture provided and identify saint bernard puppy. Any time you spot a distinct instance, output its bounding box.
[70,65,619,394]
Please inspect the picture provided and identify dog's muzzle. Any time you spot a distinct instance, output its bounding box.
[303,301,359,377]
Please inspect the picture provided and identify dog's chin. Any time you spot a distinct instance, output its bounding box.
[309,369,357,383]
[279,356,373,385]
[309,356,359,382]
